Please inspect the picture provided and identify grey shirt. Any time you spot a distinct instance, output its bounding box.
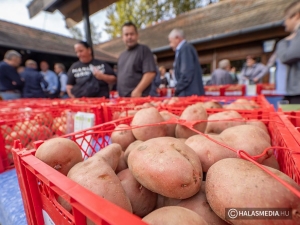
[240,63,268,82]
[210,68,234,85]
[276,28,300,96]
[117,44,156,97]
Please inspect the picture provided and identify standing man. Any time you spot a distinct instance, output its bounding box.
[0,50,23,100]
[40,61,59,99]
[21,60,48,98]
[276,1,300,104]
[117,22,156,97]
[54,63,68,99]
[168,29,204,96]
[210,59,235,85]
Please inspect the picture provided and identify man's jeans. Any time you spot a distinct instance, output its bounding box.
[0,92,21,100]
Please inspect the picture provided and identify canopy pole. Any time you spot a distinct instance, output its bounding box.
[81,0,94,58]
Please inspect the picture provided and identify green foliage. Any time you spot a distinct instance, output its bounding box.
[104,0,219,39]
[68,21,102,44]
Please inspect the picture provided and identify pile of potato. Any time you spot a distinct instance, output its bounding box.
[111,98,262,121]
[1,110,71,166]
[34,103,300,225]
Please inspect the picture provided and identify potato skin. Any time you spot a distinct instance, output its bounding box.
[67,148,132,213]
[219,125,271,163]
[97,143,122,171]
[111,124,136,151]
[159,110,178,137]
[205,110,245,134]
[261,155,280,170]
[131,107,167,141]
[118,169,157,217]
[35,138,82,176]
[177,182,229,225]
[115,151,128,173]
[206,158,300,225]
[185,134,235,172]
[124,140,143,164]
[176,103,208,139]
[142,206,208,225]
[128,137,202,199]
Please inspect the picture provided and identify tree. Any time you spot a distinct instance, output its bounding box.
[104,0,219,39]
[68,21,102,44]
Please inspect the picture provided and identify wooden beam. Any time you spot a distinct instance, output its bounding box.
[193,27,287,52]
[64,0,119,23]
[27,0,56,18]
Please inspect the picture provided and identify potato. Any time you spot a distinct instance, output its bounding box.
[119,110,137,119]
[177,182,229,225]
[29,125,53,141]
[128,137,202,199]
[115,151,128,173]
[177,138,187,143]
[205,110,245,134]
[185,134,235,172]
[131,107,167,141]
[97,143,122,170]
[124,140,143,164]
[246,120,269,136]
[159,111,178,137]
[206,158,300,225]
[35,138,82,175]
[34,112,53,126]
[67,150,132,213]
[155,195,181,209]
[220,125,271,163]
[261,155,280,170]
[202,101,223,109]
[118,169,157,217]
[111,124,136,151]
[142,206,208,225]
[176,103,208,139]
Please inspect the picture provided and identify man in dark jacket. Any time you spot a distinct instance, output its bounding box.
[168,28,204,96]
[21,60,48,98]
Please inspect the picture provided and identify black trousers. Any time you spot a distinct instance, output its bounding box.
[283,95,300,104]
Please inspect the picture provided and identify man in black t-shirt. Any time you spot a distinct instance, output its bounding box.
[117,22,156,97]
[67,41,116,98]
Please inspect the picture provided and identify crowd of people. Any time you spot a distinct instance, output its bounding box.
[0,1,299,103]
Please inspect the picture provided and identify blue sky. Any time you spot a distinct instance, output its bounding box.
[0,0,109,42]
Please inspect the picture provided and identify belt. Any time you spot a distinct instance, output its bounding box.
[0,90,20,93]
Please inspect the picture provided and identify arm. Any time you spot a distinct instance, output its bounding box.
[66,85,75,98]
[66,66,76,98]
[253,64,268,82]
[131,46,157,97]
[131,72,156,97]
[39,74,48,88]
[94,71,116,84]
[8,66,24,89]
[276,30,300,65]
[175,46,197,93]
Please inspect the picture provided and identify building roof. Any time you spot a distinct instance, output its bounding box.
[96,0,292,57]
[0,19,117,63]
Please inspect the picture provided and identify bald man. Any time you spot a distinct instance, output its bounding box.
[21,60,48,98]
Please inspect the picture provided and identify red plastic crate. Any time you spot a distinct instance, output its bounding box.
[102,96,274,123]
[277,111,300,146]
[204,85,246,96]
[0,104,103,173]
[157,88,175,97]
[256,83,276,95]
[12,110,300,225]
